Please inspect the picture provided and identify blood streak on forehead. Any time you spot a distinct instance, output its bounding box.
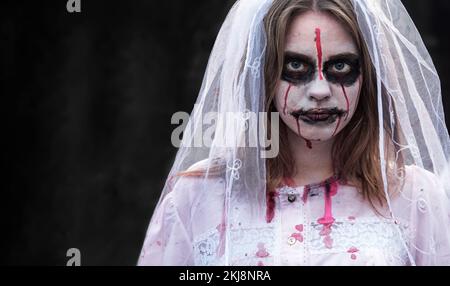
[315,28,323,80]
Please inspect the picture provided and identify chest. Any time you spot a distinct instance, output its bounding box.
[192,186,411,266]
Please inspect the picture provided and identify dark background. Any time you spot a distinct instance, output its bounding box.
[2,0,449,265]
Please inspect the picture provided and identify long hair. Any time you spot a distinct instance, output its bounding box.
[264,0,403,209]
[178,0,403,212]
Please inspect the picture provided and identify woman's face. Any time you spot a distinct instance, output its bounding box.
[274,11,362,147]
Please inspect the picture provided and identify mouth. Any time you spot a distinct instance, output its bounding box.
[290,108,346,125]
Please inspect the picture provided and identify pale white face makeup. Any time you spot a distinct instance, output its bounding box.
[274,11,362,149]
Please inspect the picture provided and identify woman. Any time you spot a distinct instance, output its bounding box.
[138,0,450,266]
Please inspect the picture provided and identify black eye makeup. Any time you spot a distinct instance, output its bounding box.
[281,52,314,84]
[281,52,361,86]
[323,53,361,86]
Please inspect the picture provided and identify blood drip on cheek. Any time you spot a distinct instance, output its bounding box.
[331,85,349,136]
[332,117,341,137]
[296,119,312,149]
[340,84,350,121]
[285,84,312,149]
[283,84,293,115]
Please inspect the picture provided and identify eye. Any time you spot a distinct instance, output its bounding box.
[323,56,361,85]
[281,55,314,84]
[330,62,351,73]
[287,61,307,72]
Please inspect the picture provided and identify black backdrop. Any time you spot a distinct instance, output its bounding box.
[2,0,450,265]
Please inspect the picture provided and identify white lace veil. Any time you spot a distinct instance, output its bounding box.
[351,0,450,265]
[138,0,450,266]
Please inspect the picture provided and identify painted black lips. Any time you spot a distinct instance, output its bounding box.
[290,108,346,124]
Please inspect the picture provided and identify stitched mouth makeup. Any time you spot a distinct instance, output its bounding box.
[290,108,347,125]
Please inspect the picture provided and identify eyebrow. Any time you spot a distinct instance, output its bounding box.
[326,53,360,62]
[284,51,359,62]
[284,51,315,64]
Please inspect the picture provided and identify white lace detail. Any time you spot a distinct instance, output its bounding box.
[308,218,410,265]
[226,159,242,180]
[192,218,411,266]
[193,225,275,266]
[193,228,223,266]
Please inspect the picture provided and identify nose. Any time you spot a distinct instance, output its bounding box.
[307,77,331,103]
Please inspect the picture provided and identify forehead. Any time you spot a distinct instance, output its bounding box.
[285,11,358,56]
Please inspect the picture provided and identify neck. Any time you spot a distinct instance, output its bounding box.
[287,127,335,186]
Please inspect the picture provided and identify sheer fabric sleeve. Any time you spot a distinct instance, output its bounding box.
[399,166,450,265]
[137,179,195,266]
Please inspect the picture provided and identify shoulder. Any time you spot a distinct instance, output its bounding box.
[402,165,445,194]
[393,165,448,215]
[401,166,450,265]
[185,158,212,172]
[157,159,227,233]
[167,158,227,212]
